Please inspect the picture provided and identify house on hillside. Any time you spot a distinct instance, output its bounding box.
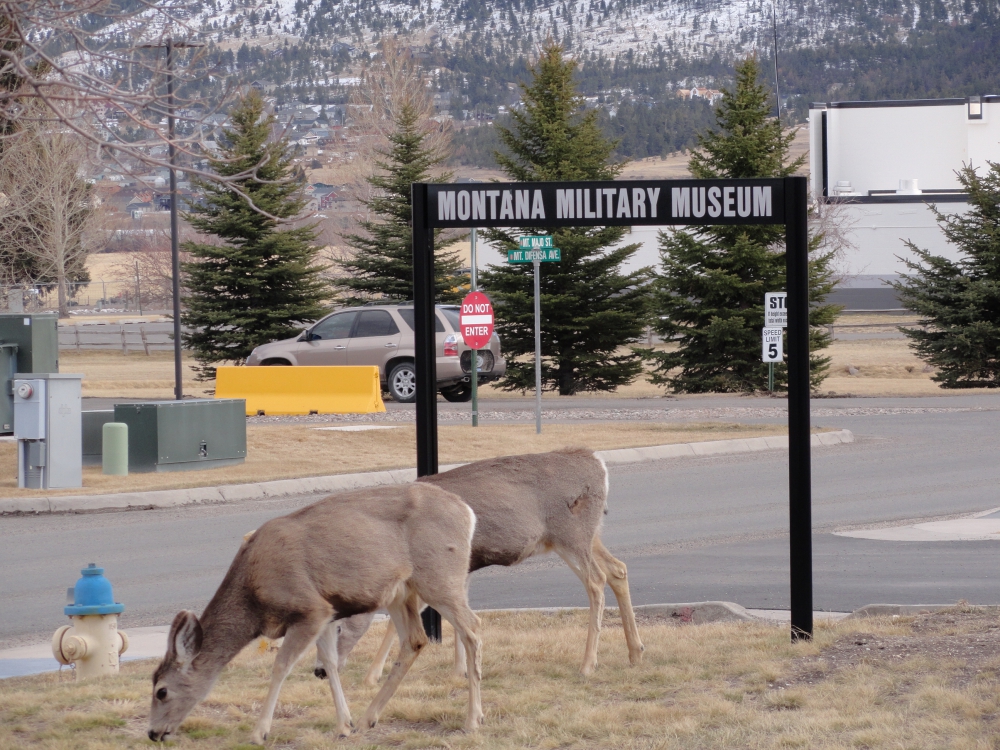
[676,87,723,104]
[810,95,1000,309]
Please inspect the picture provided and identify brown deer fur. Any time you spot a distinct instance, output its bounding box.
[323,448,643,683]
[148,483,483,745]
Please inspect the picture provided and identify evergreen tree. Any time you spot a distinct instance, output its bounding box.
[181,90,328,379]
[891,163,1000,388]
[646,56,839,393]
[336,101,464,303]
[479,42,651,395]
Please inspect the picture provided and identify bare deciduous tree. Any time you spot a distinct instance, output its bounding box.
[110,228,191,311]
[0,120,107,316]
[0,4,286,214]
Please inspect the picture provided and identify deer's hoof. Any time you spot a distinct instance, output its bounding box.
[314,666,328,679]
[464,714,485,732]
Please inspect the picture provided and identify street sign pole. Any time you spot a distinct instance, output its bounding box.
[411,182,442,642]
[533,258,542,435]
[470,229,478,428]
[785,176,813,642]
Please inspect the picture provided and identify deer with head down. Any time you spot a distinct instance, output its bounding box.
[318,448,643,683]
[148,483,483,745]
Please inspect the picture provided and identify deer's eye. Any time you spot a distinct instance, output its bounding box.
[156,687,168,701]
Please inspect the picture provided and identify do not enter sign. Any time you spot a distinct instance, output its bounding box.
[460,291,494,349]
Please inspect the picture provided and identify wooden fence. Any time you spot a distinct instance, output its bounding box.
[58,323,178,354]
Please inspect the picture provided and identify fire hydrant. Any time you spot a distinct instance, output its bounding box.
[52,563,128,679]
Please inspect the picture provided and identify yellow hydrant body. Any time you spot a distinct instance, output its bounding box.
[52,564,128,680]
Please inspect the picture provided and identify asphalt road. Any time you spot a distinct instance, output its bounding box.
[3,393,1000,647]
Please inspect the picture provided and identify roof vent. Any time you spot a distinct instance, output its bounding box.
[897,179,921,195]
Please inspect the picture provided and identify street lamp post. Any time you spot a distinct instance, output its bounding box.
[139,38,203,400]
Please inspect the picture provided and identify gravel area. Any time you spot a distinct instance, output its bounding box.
[246,405,993,426]
[777,607,1000,691]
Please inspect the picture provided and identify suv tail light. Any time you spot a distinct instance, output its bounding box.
[444,334,460,357]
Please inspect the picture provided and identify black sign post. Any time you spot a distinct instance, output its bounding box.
[412,176,813,641]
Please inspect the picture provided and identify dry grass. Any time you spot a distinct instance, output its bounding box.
[2,607,999,749]
[820,339,1000,397]
[0,421,786,497]
[62,351,213,400]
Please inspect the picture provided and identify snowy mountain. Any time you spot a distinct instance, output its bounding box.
[193,0,975,70]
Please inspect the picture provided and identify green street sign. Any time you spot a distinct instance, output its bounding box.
[508,247,561,263]
[519,235,554,249]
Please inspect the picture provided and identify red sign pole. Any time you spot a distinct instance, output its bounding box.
[460,291,494,428]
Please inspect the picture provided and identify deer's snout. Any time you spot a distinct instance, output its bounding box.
[148,729,167,742]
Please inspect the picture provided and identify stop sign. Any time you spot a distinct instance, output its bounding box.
[459,291,494,350]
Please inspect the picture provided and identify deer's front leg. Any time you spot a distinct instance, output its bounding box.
[251,617,326,745]
[315,623,353,737]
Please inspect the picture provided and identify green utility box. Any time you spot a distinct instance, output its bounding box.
[82,410,116,465]
[0,314,59,373]
[0,314,59,434]
[113,399,247,473]
[0,345,17,432]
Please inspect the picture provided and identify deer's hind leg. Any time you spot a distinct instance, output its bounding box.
[593,537,644,665]
[313,611,378,679]
[363,618,398,686]
[251,608,331,745]
[359,588,427,731]
[433,599,483,731]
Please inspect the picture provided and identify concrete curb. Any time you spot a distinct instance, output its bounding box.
[847,603,1000,618]
[0,430,854,515]
[471,601,757,624]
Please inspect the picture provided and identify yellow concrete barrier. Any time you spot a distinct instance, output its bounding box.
[215,366,385,415]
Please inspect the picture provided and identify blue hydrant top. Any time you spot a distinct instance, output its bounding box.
[64,563,125,616]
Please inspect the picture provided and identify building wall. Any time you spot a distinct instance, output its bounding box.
[806,97,999,306]
[810,97,999,198]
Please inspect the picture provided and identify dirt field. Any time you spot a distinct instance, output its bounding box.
[2,606,997,749]
[0,421,787,497]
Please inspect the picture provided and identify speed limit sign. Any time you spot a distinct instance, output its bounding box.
[762,328,783,362]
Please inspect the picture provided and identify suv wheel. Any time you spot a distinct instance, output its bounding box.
[440,384,472,403]
[388,362,417,403]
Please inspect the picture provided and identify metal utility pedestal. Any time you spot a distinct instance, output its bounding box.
[14,373,83,489]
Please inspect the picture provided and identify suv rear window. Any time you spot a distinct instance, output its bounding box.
[397,308,445,332]
[354,310,400,337]
[439,307,461,331]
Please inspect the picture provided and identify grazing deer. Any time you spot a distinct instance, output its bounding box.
[318,448,643,683]
[148,483,483,745]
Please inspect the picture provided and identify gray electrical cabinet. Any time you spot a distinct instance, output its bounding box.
[113,399,247,473]
[13,373,83,489]
[0,314,59,435]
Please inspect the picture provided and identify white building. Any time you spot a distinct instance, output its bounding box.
[809,95,1000,308]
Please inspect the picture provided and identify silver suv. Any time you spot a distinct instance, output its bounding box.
[245,303,506,403]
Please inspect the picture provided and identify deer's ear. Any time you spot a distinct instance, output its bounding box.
[167,611,203,668]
